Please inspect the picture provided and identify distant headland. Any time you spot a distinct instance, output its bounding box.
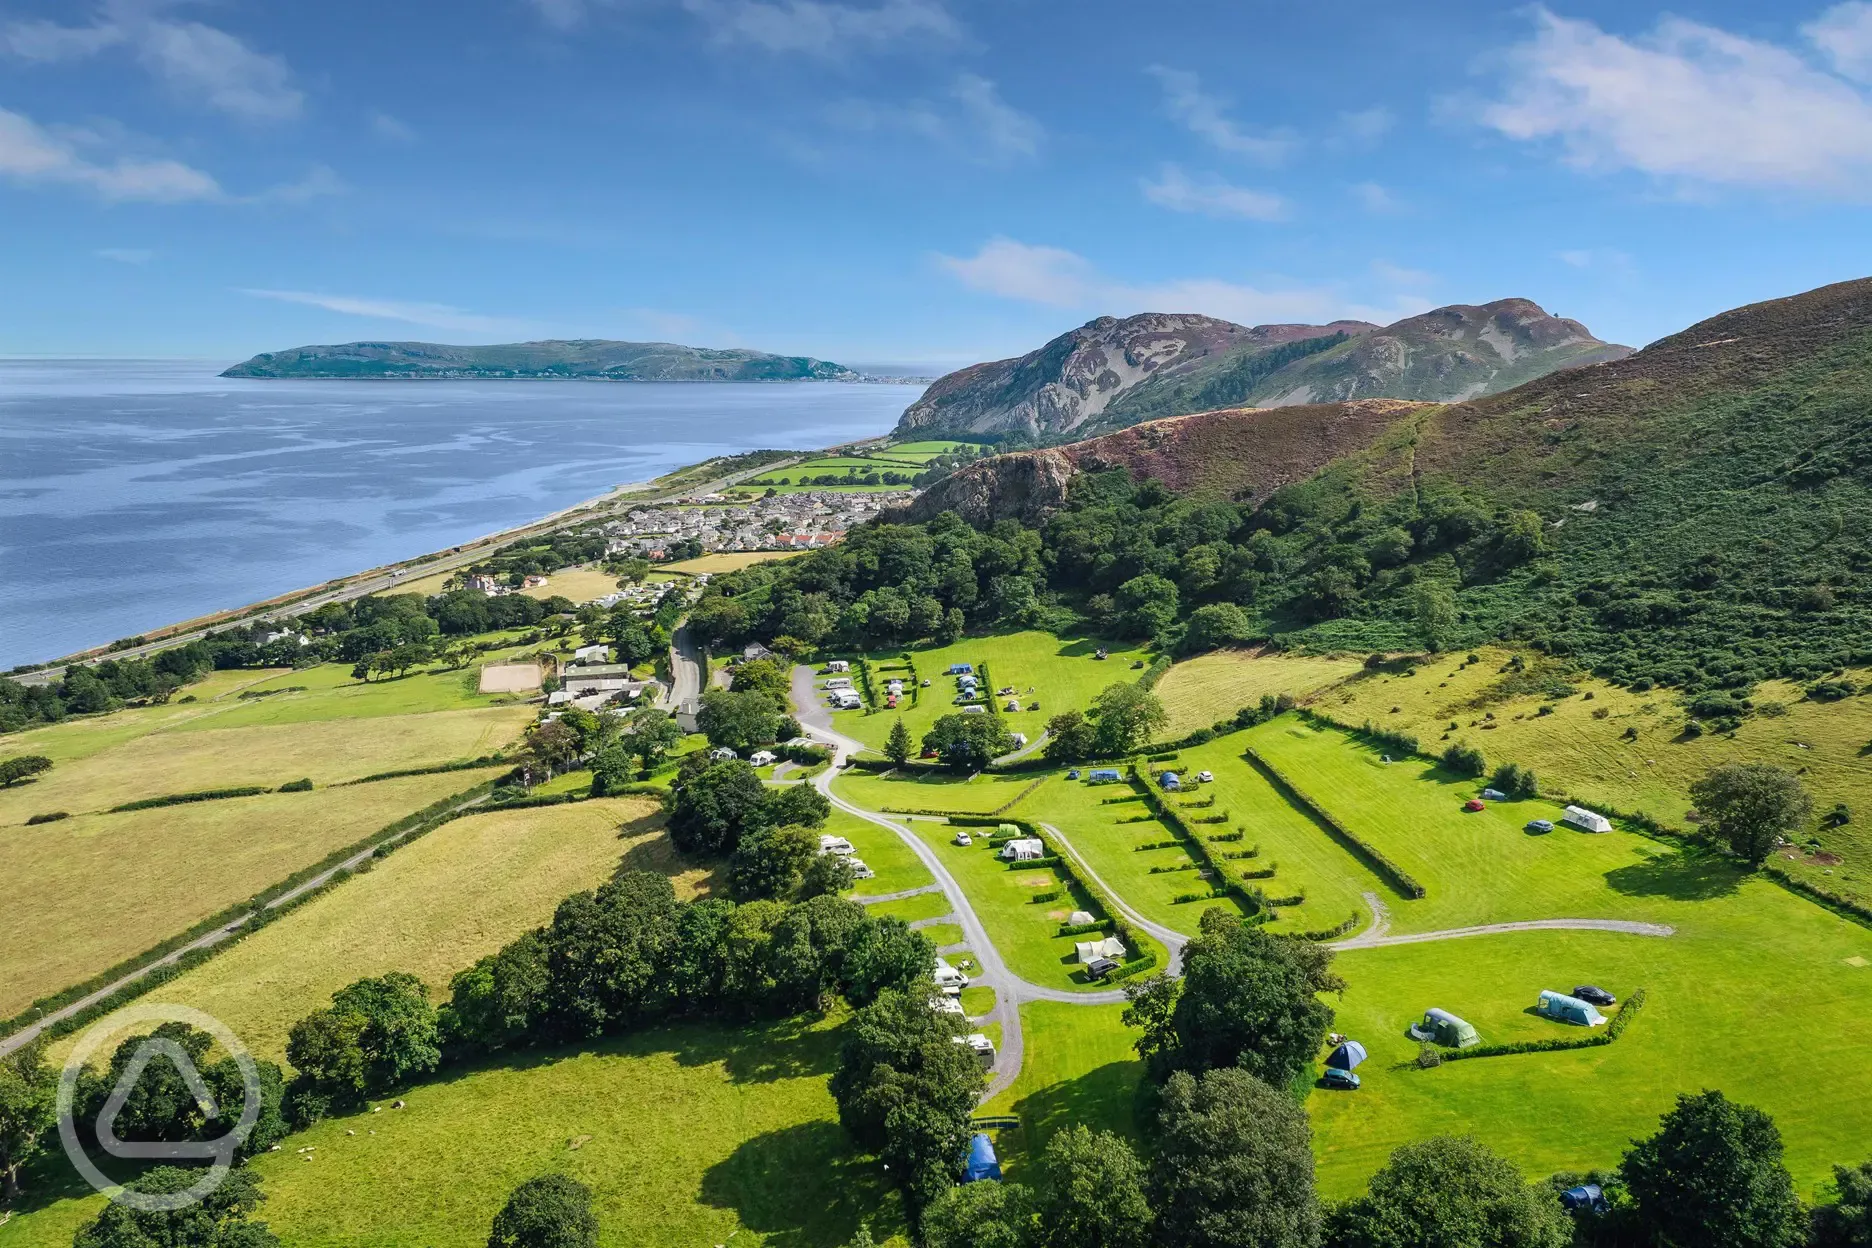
[221,338,860,381]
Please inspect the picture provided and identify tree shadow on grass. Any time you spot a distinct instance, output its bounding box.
[996,1058,1148,1168]
[1604,847,1743,901]
[698,1119,907,1248]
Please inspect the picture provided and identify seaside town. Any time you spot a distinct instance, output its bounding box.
[600,488,898,560]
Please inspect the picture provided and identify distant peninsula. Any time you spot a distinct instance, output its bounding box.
[221,338,858,381]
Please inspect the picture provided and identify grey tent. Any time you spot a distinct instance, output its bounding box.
[1536,990,1607,1027]
[1325,1041,1368,1071]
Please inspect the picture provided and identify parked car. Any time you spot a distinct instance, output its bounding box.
[1085,956,1121,981]
[1197,770,1214,783]
[1574,985,1617,1007]
[1067,769,1080,780]
[1463,798,1486,812]
[1525,818,1555,833]
[953,831,973,847]
[920,678,931,687]
[1320,1068,1361,1091]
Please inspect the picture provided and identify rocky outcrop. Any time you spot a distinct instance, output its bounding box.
[891,300,1629,440]
[899,448,1079,526]
[893,313,1370,439]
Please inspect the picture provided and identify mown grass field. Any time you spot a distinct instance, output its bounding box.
[890,811,1134,993]
[0,770,506,1019]
[2,1018,908,1248]
[46,796,673,1064]
[1154,649,1365,736]
[823,808,935,901]
[519,565,621,603]
[832,769,1041,816]
[1020,777,1253,933]
[882,440,970,462]
[662,551,800,574]
[829,630,1150,755]
[980,1001,1143,1174]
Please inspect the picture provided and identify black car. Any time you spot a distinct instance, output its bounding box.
[1086,957,1121,981]
[1574,985,1617,1007]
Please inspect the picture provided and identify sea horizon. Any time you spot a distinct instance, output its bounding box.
[0,359,923,668]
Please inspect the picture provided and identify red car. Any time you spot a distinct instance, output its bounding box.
[1463,798,1486,812]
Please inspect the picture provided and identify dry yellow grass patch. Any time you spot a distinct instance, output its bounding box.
[520,565,621,603]
[661,550,800,574]
[53,797,679,1063]
[0,706,531,825]
[0,769,504,1018]
[1155,649,1366,736]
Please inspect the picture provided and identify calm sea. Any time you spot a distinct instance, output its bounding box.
[0,360,923,668]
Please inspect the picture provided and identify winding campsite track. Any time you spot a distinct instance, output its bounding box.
[788,663,1682,1106]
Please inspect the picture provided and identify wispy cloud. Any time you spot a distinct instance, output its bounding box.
[96,246,154,263]
[240,289,526,336]
[1339,106,1394,141]
[527,0,960,55]
[1141,163,1287,221]
[371,112,417,143]
[1371,259,1434,287]
[1478,5,1872,196]
[1807,1,1872,82]
[1147,65,1294,162]
[826,74,1039,163]
[0,107,221,201]
[3,4,303,121]
[936,236,1428,327]
[1351,181,1400,213]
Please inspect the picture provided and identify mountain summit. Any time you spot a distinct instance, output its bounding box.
[894,300,1630,440]
[222,338,857,381]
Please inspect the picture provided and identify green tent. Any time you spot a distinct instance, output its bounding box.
[1409,1007,1480,1048]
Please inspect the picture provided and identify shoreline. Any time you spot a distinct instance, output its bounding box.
[9,435,909,679]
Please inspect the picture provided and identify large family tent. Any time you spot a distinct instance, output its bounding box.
[1408,1008,1480,1048]
[1536,990,1607,1027]
[1563,804,1613,833]
[963,1133,1002,1183]
[1075,936,1127,964]
[1325,1040,1368,1071]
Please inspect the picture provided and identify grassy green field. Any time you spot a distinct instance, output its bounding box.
[1163,647,1872,907]
[46,796,673,1064]
[0,769,507,1019]
[1154,649,1365,736]
[823,808,936,901]
[662,551,800,574]
[1,1018,908,1248]
[1020,776,1254,932]
[832,769,1041,816]
[520,565,624,603]
[827,630,1151,755]
[881,441,971,462]
[980,1001,1144,1174]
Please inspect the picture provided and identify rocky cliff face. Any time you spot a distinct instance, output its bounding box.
[892,300,1629,440]
[1246,298,1633,408]
[898,399,1425,526]
[893,313,1370,439]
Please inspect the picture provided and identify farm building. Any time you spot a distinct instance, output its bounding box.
[999,838,1046,861]
[572,643,610,663]
[1408,1008,1480,1048]
[1563,805,1614,833]
[1074,936,1126,964]
[1536,990,1607,1027]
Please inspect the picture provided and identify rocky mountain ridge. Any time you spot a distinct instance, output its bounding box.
[893,300,1630,440]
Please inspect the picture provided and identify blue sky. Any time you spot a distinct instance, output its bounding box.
[3,0,1871,369]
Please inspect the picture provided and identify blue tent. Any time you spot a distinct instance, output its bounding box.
[963,1133,1002,1183]
[1325,1041,1368,1071]
[1561,1184,1607,1213]
[1537,990,1607,1027]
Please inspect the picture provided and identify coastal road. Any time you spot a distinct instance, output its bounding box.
[13,454,804,687]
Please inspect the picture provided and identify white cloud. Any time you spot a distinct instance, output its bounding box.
[1557,249,1593,268]
[371,112,417,143]
[1,5,302,121]
[0,107,221,201]
[96,246,154,263]
[1140,164,1287,221]
[1371,259,1434,287]
[1147,65,1294,162]
[1479,6,1872,195]
[825,74,1038,163]
[1340,106,1394,141]
[1807,1,1872,81]
[950,73,1039,160]
[240,289,525,336]
[683,0,957,53]
[1351,181,1400,213]
[936,237,1428,327]
[247,165,346,204]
